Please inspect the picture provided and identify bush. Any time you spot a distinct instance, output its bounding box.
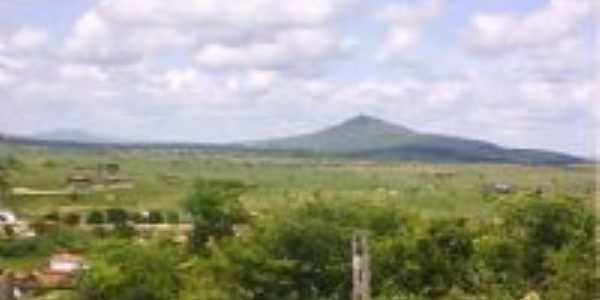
[0,237,52,258]
[78,241,182,300]
[166,212,180,224]
[129,211,145,224]
[114,224,137,238]
[0,155,25,171]
[185,178,251,252]
[148,210,164,224]
[87,210,105,225]
[44,211,61,222]
[106,208,128,225]
[64,213,81,226]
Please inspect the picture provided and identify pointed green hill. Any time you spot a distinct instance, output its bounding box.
[248,115,584,164]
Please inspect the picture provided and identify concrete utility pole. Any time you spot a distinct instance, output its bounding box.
[352,231,370,300]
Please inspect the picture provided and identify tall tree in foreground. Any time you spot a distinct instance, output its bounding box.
[184,179,250,253]
[79,240,182,300]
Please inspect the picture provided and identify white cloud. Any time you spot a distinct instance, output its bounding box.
[375,0,445,61]
[506,37,592,78]
[97,0,355,29]
[243,69,281,93]
[0,55,26,70]
[9,28,48,51]
[425,80,467,104]
[193,28,350,70]
[519,80,595,107]
[466,0,591,52]
[59,63,109,82]
[0,68,15,86]
[64,11,192,64]
[375,0,445,26]
[63,0,356,67]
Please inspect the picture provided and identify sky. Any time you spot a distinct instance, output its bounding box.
[0,0,598,157]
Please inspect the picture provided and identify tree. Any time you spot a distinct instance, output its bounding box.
[148,210,164,224]
[500,195,594,283]
[106,208,129,226]
[165,212,180,224]
[64,213,82,226]
[184,179,250,253]
[87,210,105,225]
[79,240,182,300]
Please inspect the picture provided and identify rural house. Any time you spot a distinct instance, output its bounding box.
[0,211,16,225]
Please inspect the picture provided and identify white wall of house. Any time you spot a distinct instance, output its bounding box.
[0,211,16,224]
[49,260,82,273]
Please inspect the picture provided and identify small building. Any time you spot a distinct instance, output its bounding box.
[0,211,16,225]
[40,251,86,289]
[65,174,94,196]
[48,252,85,274]
[493,183,513,194]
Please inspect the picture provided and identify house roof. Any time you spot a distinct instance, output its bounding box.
[66,174,93,183]
[50,253,84,263]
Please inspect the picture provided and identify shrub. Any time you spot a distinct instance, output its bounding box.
[106,208,128,225]
[0,237,52,258]
[64,213,81,226]
[166,212,180,224]
[44,211,61,222]
[129,211,145,224]
[87,210,105,225]
[148,210,164,224]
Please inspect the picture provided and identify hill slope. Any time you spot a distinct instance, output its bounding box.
[31,129,120,144]
[248,115,584,164]
[247,115,423,152]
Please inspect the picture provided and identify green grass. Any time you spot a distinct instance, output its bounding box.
[1,149,595,219]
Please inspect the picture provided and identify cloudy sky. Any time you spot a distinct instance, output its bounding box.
[0,0,597,156]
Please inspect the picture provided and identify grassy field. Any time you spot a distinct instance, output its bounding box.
[0,148,597,299]
[1,148,595,219]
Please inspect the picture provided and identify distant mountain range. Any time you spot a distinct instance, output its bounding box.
[31,129,120,144]
[0,115,587,165]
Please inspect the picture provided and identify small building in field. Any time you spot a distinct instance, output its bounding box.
[66,174,93,188]
[0,211,16,225]
[39,251,86,289]
[493,183,513,194]
[48,252,85,274]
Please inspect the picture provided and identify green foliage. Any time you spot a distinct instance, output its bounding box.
[166,211,180,224]
[197,196,594,300]
[64,213,82,226]
[129,211,144,224]
[148,210,164,224]
[0,237,53,258]
[79,240,182,300]
[0,149,594,299]
[184,179,250,252]
[44,211,61,222]
[0,155,25,171]
[87,210,105,225]
[0,165,10,201]
[500,194,594,283]
[106,208,128,226]
[0,229,90,267]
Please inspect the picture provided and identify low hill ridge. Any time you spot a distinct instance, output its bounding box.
[249,115,584,164]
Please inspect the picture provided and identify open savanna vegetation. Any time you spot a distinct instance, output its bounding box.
[0,147,597,300]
